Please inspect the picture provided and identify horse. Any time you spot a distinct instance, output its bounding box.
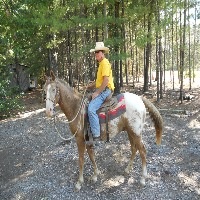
[44,71,163,191]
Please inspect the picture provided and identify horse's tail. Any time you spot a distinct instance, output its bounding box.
[142,96,163,145]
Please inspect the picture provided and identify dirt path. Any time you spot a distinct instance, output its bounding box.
[0,88,200,200]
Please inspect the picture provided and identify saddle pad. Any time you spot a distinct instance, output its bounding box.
[98,93,126,124]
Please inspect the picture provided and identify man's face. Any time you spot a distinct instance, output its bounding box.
[95,50,104,62]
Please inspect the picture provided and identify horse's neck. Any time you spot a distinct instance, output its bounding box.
[58,86,82,121]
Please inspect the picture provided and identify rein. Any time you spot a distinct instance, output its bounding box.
[53,116,80,141]
[64,88,87,124]
[52,84,88,141]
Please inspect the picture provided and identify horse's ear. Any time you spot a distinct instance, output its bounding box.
[50,70,56,81]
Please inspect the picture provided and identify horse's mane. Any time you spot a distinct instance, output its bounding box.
[56,78,82,99]
[57,78,71,88]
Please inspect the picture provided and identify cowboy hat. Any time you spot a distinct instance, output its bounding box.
[90,42,109,53]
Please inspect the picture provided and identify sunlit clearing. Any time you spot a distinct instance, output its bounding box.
[178,172,200,195]
[188,118,200,128]
[103,175,125,188]
[1,108,46,123]
[19,108,46,119]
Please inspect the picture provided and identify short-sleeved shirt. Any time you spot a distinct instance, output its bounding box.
[95,58,115,91]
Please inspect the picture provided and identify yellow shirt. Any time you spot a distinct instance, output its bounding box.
[96,58,115,91]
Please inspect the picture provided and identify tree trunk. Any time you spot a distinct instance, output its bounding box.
[103,2,108,40]
[156,0,160,102]
[188,0,191,90]
[179,0,187,103]
[113,1,120,94]
[143,0,153,93]
[171,5,175,90]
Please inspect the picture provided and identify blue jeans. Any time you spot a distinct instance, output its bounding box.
[88,88,112,137]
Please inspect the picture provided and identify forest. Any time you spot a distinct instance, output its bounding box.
[0,0,200,117]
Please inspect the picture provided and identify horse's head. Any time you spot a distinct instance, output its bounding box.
[44,71,60,117]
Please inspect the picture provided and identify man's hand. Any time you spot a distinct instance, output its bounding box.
[87,81,95,89]
[92,91,99,99]
[83,81,95,90]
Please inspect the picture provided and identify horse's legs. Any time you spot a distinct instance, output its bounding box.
[126,133,147,186]
[75,138,86,191]
[125,133,137,174]
[86,145,100,182]
[137,140,147,186]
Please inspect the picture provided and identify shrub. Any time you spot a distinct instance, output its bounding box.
[0,70,22,119]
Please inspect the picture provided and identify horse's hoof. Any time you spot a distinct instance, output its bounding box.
[140,177,146,186]
[75,184,81,192]
[96,169,100,175]
[75,183,81,191]
[125,167,131,174]
[92,175,97,183]
[91,169,100,183]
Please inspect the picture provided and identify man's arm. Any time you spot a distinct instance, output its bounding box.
[83,80,95,90]
[92,76,109,99]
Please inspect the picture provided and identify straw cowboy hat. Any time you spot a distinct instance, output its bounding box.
[90,42,109,53]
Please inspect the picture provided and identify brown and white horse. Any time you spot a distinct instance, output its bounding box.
[44,71,163,191]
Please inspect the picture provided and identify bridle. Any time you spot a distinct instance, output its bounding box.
[45,82,60,107]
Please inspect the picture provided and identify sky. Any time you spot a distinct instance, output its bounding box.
[189,7,200,25]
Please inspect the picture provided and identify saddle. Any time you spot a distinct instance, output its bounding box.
[85,93,118,144]
[98,93,118,112]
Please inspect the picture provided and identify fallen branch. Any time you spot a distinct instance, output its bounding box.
[158,109,188,115]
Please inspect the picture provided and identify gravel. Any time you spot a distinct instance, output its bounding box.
[0,108,200,200]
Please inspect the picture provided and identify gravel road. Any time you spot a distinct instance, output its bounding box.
[0,107,199,200]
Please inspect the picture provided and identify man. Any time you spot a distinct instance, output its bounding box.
[87,42,115,142]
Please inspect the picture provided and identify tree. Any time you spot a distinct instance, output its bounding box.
[0,0,200,103]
